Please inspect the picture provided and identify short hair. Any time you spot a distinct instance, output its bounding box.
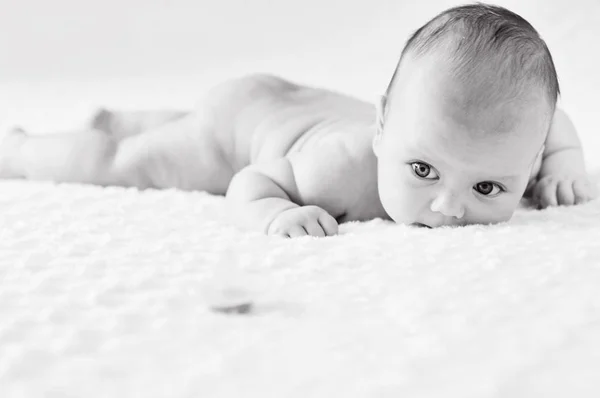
[384,3,560,111]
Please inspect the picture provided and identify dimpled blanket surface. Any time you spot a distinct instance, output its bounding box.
[2,0,600,397]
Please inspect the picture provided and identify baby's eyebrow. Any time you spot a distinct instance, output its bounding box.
[492,175,520,183]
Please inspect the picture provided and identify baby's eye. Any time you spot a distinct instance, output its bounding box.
[474,181,503,196]
[410,162,439,180]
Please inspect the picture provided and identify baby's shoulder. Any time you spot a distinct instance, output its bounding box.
[305,128,374,164]
[202,74,299,108]
[332,128,377,166]
[288,132,381,221]
[296,130,377,196]
[306,132,384,221]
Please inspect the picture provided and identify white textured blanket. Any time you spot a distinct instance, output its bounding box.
[2,0,600,396]
[1,178,600,397]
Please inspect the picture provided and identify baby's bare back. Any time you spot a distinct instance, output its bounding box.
[205,74,376,171]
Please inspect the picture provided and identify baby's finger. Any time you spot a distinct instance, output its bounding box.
[531,180,546,203]
[573,180,588,204]
[556,180,575,206]
[317,212,339,236]
[573,179,591,204]
[591,183,599,199]
[286,225,308,238]
[302,221,326,237]
[538,183,558,209]
[586,181,599,200]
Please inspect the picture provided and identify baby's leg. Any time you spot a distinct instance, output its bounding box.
[0,127,118,185]
[90,108,189,141]
[112,112,234,193]
[0,112,233,193]
[0,107,190,182]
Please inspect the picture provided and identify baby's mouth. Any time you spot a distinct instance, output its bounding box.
[410,222,432,229]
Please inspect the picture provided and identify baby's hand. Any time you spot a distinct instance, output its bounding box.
[532,174,597,208]
[267,205,339,238]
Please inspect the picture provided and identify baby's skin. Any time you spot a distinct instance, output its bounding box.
[0,71,595,237]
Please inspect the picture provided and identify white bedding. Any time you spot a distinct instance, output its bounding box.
[2,0,600,397]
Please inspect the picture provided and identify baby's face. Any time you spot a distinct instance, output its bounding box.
[374,59,549,228]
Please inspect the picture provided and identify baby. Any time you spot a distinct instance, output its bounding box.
[0,3,596,237]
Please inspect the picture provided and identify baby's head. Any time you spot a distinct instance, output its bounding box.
[373,3,559,228]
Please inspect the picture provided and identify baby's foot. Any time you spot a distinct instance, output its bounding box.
[0,126,27,178]
[89,108,113,134]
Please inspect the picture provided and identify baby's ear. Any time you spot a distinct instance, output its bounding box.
[372,95,387,157]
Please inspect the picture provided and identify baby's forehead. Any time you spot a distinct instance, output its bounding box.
[397,54,539,105]
[387,58,552,136]
[397,117,541,176]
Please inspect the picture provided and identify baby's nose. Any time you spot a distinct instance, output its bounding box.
[430,190,465,219]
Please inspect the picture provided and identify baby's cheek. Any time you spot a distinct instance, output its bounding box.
[470,197,519,224]
[376,170,400,212]
[378,172,421,222]
[379,167,410,200]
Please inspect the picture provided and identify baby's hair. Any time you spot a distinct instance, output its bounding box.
[384,3,559,111]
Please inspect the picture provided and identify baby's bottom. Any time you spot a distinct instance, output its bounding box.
[0,109,234,194]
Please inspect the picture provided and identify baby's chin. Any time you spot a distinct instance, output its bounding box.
[381,209,421,227]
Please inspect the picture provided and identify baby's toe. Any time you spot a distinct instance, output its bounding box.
[573,179,597,203]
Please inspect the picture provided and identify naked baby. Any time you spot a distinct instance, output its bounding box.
[0,4,596,237]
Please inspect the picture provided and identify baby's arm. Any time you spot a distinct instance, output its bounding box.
[226,145,351,237]
[531,107,597,207]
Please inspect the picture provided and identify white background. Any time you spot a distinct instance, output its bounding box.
[1,0,599,168]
